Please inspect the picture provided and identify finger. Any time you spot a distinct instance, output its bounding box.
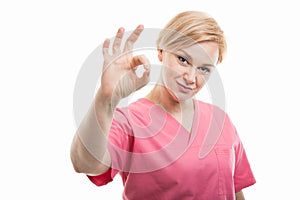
[135,64,151,90]
[102,38,110,56]
[131,55,151,90]
[130,54,150,69]
[139,63,151,81]
[123,24,144,52]
[112,27,125,54]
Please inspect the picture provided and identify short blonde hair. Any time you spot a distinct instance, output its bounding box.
[157,11,227,64]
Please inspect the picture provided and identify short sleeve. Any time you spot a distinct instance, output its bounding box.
[87,168,118,186]
[233,130,256,192]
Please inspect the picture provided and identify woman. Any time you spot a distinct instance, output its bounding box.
[71,11,256,200]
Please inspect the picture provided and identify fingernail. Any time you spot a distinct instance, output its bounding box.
[137,24,144,29]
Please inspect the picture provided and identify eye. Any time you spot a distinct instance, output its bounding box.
[197,66,211,75]
[177,55,189,65]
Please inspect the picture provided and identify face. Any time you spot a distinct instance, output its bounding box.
[158,41,219,102]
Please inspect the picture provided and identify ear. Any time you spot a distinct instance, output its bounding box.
[157,49,163,62]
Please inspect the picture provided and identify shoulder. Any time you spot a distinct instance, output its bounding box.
[113,98,156,126]
[194,99,228,120]
[117,98,151,112]
[194,99,238,140]
[115,98,153,117]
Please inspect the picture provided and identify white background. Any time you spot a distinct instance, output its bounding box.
[1,0,299,199]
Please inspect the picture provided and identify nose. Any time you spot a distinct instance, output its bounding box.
[183,67,196,84]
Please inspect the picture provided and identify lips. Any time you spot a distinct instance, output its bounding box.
[176,81,193,92]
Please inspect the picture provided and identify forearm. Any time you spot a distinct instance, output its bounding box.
[70,134,110,175]
[235,190,245,200]
[71,92,117,175]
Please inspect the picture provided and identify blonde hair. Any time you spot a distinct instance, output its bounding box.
[157,11,227,64]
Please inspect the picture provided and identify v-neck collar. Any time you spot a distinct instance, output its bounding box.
[139,98,199,135]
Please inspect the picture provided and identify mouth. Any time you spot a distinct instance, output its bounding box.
[176,81,193,92]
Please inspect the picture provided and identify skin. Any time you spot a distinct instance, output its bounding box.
[146,42,218,131]
[236,191,245,200]
[71,25,150,175]
[71,25,245,198]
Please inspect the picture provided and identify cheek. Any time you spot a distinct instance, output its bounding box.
[162,57,184,74]
[162,64,183,78]
[195,75,207,91]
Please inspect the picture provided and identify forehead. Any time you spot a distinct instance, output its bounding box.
[178,42,219,65]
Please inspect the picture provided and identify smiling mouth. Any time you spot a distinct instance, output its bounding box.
[176,81,193,91]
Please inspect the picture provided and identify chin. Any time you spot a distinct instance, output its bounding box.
[170,91,195,102]
[164,82,196,102]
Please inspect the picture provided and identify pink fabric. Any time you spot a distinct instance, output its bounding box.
[87,99,256,199]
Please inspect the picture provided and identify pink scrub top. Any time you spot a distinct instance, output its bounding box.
[88,99,256,200]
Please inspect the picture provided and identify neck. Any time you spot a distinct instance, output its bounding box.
[145,85,194,115]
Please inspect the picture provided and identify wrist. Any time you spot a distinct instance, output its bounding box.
[95,87,120,113]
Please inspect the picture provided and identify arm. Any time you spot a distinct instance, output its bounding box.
[70,25,150,175]
[70,96,115,175]
[235,190,245,200]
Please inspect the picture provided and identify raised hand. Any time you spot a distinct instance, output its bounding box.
[98,25,151,103]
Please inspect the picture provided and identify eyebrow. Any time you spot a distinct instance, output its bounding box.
[177,49,215,67]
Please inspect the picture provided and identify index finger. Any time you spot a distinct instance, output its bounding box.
[123,24,144,52]
[130,54,150,69]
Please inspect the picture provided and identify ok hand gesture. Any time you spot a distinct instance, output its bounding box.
[98,25,151,103]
